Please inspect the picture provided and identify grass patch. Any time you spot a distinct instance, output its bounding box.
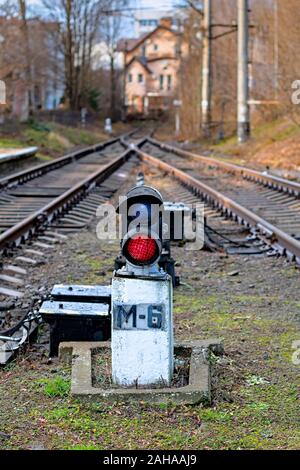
[0,137,27,148]
[70,444,100,450]
[199,408,232,423]
[44,406,80,421]
[35,377,71,398]
[1,119,110,160]
[54,124,104,146]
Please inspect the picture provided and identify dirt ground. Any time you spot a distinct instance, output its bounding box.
[0,172,299,449]
[154,118,300,180]
[206,119,300,178]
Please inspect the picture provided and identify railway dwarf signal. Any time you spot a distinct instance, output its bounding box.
[124,234,159,265]
[111,185,174,386]
[113,179,198,285]
[117,185,164,272]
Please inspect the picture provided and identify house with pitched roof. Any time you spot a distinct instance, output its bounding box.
[117,18,188,116]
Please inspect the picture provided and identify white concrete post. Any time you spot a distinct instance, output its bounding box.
[104,118,112,134]
[111,275,173,387]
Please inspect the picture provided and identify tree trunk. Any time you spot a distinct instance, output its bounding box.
[18,0,34,116]
[110,55,116,121]
[65,0,76,109]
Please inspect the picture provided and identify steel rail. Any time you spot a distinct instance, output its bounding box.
[145,137,300,197]
[0,148,133,252]
[0,131,137,190]
[137,148,300,264]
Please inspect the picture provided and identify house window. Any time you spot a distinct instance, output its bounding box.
[153,44,158,51]
[128,73,133,83]
[140,19,158,27]
[141,45,146,56]
[167,75,172,90]
[175,44,181,57]
[138,74,144,83]
[159,74,164,90]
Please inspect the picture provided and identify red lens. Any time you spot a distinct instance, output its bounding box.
[126,235,158,264]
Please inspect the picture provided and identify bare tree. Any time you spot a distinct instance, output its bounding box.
[1,2,34,118]
[179,9,202,139]
[42,0,107,110]
[178,0,286,138]
[101,0,128,120]
[0,0,64,119]
[18,0,36,112]
[265,0,300,125]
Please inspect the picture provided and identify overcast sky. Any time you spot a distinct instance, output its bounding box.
[126,0,179,33]
[25,0,179,14]
[24,0,180,36]
[135,0,177,8]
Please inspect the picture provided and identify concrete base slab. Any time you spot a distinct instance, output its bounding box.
[59,339,223,405]
[0,147,38,165]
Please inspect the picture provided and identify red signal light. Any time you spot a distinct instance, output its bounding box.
[125,235,159,265]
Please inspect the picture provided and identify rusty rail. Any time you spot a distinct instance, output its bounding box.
[145,138,300,197]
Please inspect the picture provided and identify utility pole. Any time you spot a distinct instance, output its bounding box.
[273,0,279,99]
[237,0,250,143]
[201,0,212,137]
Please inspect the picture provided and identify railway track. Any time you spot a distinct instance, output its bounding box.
[0,132,142,362]
[0,136,131,252]
[137,138,300,264]
[1,129,299,364]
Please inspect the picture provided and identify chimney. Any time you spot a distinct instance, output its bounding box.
[159,17,173,29]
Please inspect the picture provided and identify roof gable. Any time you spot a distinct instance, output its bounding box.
[125,57,152,74]
[119,25,179,54]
